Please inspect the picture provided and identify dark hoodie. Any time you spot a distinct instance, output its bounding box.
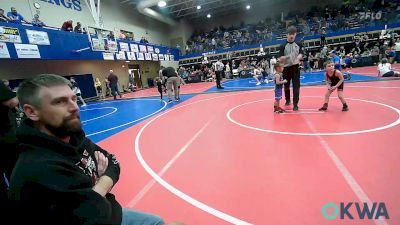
[8,119,122,225]
[0,82,19,208]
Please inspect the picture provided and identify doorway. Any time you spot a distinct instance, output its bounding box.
[128,64,143,88]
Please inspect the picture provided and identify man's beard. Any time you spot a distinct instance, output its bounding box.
[45,114,82,138]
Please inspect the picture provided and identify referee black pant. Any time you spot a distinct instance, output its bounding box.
[283,65,300,106]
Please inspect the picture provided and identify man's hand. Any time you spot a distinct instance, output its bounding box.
[95,151,108,177]
[92,176,114,197]
[279,56,288,63]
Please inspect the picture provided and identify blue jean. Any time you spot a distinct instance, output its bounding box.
[122,208,164,225]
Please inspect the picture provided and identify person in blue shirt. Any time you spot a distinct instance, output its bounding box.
[7,7,28,24]
[330,50,342,71]
[31,14,45,27]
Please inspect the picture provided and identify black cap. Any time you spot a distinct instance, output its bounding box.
[0,81,16,103]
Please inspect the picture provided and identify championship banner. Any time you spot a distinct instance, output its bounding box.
[139,45,147,52]
[152,53,158,61]
[102,52,114,60]
[15,44,41,58]
[144,52,152,61]
[115,51,126,60]
[119,42,130,52]
[0,26,22,43]
[130,43,139,52]
[26,30,50,45]
[137,52,144,60]
[0,42,11,58]
[126,52,136,60]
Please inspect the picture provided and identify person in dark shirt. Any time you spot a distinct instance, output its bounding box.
[0,81,20,218]
[279,26,304,111]
[9,74,165,225]
[155,77,164,101]
[162,67,179,103]
[0,8,11,22]
[108,70,123,100]
[74,22,82,33]
[61,20,73,31]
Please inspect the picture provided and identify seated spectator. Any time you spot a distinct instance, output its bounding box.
[107,31,115,40]
[7,7,28,24]
[0,8,10,22]
[119,32,126,40]
[385,47,396,63]
[74,22,82,33]
[31,14,45,27]
[61,20,73,31]
[378,58,400,77]
[253,65,264,85]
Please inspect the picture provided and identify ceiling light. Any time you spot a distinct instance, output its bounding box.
[197,5,201,10]
[246,5,251,10]
[207,14,211,18]
[158,1,166,7]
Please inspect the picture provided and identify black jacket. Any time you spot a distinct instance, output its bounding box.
[8,119,122,225]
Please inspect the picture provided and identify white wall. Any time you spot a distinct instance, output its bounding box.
[0,0,172,45]
[169,19,194,45]
[160,61,179,69]
[0,59,162,89]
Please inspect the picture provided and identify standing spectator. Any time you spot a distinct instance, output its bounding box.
[61,20,73,31]
[225,62,231,79]
[159,66,167,93]
[104,78,111,97]
[0,81,20,216]
[108,70,122,100]
[31,14,45,27]
[0,8,11,22]
[279,26,304,111]
[395,38,400,63]
[74,22,82,33]
[329,50,342,71]
[385,47,396,64]
[320,27,327,46]
[94,78,104,100]
[176,75,186,101]
[270,56,277,75]
[70,77,86,106]
[9,74,165,225]
[7,7,28,24]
